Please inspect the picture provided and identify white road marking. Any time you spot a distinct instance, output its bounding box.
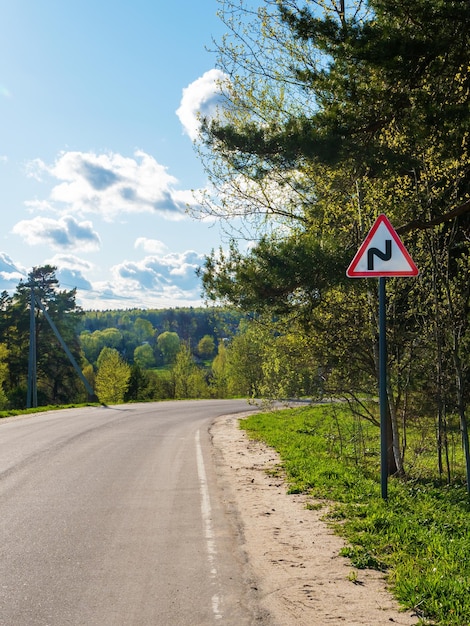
[195,429,222,621]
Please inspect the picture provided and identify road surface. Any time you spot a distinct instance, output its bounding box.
[0,400,259,626]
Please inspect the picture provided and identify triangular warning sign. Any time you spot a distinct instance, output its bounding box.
[347,214,419,277]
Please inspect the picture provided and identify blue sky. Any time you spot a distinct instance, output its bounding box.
[0,0,242,309]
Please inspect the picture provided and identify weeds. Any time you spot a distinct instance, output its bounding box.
[241,404,470,625]
[0,402,100,419]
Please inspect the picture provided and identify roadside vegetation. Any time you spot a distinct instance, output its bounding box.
[241,404,470,626]
[0,402,100,419]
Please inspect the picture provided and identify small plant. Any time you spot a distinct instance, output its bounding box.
[305,501,323,511]
[347,570,360,584]
[340,546,385,571]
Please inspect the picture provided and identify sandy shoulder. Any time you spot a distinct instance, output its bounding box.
[210,414,419,626]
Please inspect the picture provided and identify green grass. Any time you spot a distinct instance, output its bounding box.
[0,402,100,419]
[240,405,470,626]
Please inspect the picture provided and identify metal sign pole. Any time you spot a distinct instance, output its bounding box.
[347,215,418,500]
[379,277,388,499]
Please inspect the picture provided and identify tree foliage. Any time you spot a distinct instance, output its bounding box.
[95,347,131,404]
[157,331,181,364]
[133,343,155,369]
[172,344,209,399]
[0,266,86,408]
[195,0,470,482]
[196,334,216,359]
[80,328,123,365]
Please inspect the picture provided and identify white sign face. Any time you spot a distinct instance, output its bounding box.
[347,214,419,278]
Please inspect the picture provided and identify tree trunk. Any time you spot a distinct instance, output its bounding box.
[453,347,470,496]
[387,382,405,477]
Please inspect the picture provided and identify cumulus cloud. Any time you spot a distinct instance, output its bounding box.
[68,247,204,310]
[40,247,204,309]
[0,244,205,310]
[112,249,204,297]
[23,199,54,213]
[45,254,94,291]
[26,150,196,220]
[12,215,101,251]
[0,253,26,290]
[176,69,229,141]
[134,238,168,254]
[56,268,94,291]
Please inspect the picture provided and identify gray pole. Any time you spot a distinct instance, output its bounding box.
[379,277,388,499]
[34,295,96,400]
[27,286,37,408]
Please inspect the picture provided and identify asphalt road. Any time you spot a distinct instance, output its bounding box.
[0,400,258,626]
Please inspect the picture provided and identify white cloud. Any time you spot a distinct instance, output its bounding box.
[0,246,205,309]
[74,280,203,310]
[12,215,101,251]
[112,249,203,296]
[177,69,229,141]
[48,249,204,308]
[25,157,48,181]
[50,247,205,308]
[26,150,197,220]
[46,254,95,291]
[72,251,204,310]
[56,269,94,292]
[0,253,26,290]
[134,238,168,254]
[24,199,55,213]
[46,253,94,271]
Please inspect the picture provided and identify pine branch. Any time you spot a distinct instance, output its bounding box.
[396,199,470,235]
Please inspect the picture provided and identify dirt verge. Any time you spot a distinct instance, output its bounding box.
[211,414,419,626]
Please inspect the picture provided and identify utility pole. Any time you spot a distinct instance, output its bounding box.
[27,285,37,408]
[26,283,96,407]
[33,295,95,400]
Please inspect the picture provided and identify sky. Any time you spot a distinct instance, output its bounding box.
[0,0,246,310]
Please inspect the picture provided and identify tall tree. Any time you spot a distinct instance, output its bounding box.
[196,334,216,359]
[157,331,180,364]
[79,328,123,366]
[5,266,85,407]
[196,0,470,481]
[133,343,156,369]
[172,344,208,399]
[95,347,131,404]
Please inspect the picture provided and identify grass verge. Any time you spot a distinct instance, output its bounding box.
[240,404,470,626]
[0,403,100,419]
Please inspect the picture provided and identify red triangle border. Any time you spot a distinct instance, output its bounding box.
[347,214,419,277]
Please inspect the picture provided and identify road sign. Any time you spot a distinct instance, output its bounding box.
[346,214,419,277]
[346,214,419,498]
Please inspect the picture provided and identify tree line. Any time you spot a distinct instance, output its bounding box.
[0,265,324,408]
[0,266,250,407]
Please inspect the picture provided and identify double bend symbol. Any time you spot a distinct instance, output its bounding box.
[367,240,392,271]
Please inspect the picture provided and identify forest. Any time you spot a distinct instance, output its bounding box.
[0,263,323,407]
[0,265,250,406]
[0,262,331,404]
